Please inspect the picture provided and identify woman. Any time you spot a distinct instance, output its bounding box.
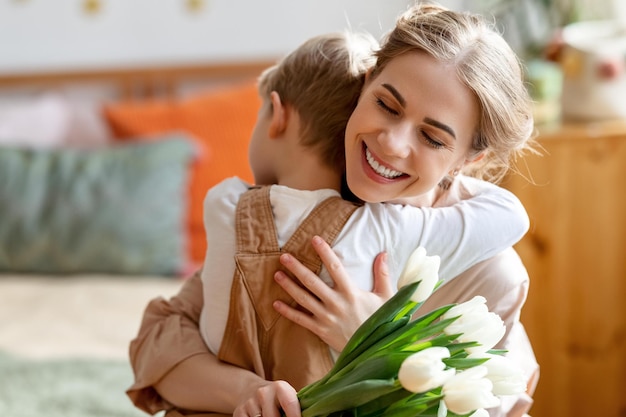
[129,4,538,417]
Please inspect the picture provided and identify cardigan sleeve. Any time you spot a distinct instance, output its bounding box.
[127,270,209,415]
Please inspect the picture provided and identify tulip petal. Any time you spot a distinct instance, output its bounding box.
[398,347,454,393]
[443,367,500,414]
[397,246,441,303]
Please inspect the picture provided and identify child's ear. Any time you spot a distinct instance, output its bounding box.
[269,91,287,138]
[363,68,376,86]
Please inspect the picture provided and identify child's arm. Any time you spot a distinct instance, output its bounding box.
[384,175,529,283]
[128,270,303,417]
[127,270,209,413]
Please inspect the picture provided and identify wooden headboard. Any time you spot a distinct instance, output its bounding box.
[0,59,277,100]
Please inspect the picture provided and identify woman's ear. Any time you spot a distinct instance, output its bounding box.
[268,91,287,138]
[466,151,485,164]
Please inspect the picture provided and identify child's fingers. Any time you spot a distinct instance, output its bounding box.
[273,381,301,417]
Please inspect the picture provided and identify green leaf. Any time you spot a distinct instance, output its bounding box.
[300,353,411,408]
[301,283,420,396]
[352,387,413,416]
[336,283,420,365]
[319,308,458,390]
[410,304,455,328]
[347,310,456,364]
[443,357,488,369]
[302,379,400,417]
[446,342,479,356]
[335,316,410,372]
[381,391,443,417]
[384,403,441,417]
[384,316,458,352]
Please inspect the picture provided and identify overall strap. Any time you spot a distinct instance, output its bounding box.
[235,186,280,254]
[283,196,359,275]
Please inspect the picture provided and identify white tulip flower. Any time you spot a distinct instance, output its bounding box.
[469,352,527,396]
[442,296,506,353]
[437,400,488,417]
[437,400,447,417]
[469,408,490,417]
[442,366,500,414]
[398,347,455,393]
[397,246,440,303]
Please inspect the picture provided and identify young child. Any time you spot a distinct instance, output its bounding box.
[197,31,528,389]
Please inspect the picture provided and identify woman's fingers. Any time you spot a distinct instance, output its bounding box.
[310,235,353,292]
[273,270,323,334]
[372,252,394,300]
[278,250,336,303]
[274,236,391,353]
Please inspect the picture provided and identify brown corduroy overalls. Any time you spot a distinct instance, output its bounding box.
[217,186,358,390]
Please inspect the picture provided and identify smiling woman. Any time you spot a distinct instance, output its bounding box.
[125,4,538,417]
[344,51,481,206]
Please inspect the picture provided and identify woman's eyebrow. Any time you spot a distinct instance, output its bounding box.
[424,117,456,139]
[382,83,456,139]
[382,83,406,107]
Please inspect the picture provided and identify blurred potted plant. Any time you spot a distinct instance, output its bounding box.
[470,0,608,59]
[469,0,625,122]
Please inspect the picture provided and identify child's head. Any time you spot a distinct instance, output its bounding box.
[370,3,535,184]
[257,31,378,172]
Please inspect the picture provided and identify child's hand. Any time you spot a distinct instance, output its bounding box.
[233,380,300,417]
[273,236,393,353]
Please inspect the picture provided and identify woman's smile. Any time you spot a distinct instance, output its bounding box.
[362,143,407,181]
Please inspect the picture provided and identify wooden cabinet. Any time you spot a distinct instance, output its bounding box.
[502,121,626,417]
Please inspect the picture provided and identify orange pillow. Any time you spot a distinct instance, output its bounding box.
[104,80,261,265]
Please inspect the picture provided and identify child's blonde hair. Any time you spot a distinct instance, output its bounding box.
[373,3,536,183]
[258,31,378,172]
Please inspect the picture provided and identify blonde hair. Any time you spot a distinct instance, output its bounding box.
[373,3,536,183]
[258,31,378,171]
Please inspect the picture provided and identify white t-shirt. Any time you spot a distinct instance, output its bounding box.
[199,176,529,354]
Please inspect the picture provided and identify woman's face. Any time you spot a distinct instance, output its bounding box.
[344,50,480,206]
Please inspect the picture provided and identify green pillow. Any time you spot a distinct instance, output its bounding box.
[0,136,195,275]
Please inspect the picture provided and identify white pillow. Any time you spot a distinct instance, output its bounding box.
[0,92,110,148]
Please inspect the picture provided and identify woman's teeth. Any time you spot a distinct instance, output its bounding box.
[365,148,404,179]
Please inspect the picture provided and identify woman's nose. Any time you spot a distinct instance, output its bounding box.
[376,125,412,159]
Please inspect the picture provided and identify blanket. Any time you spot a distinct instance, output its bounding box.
[0,350,153,417]
[0,275,180,417]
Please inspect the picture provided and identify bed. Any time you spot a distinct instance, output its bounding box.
[0,59,274,416]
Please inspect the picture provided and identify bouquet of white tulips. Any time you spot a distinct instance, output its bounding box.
[295,247,527,417]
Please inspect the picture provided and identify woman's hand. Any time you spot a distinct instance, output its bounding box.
[233,380,301,417]
[273,235,394,353]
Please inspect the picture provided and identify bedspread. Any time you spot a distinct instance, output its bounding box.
[0,274,181,359]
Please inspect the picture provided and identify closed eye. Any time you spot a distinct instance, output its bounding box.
[376,97,399,116]
[421,130,445,149]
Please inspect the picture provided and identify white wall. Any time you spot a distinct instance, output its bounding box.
[0,0,425,74]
